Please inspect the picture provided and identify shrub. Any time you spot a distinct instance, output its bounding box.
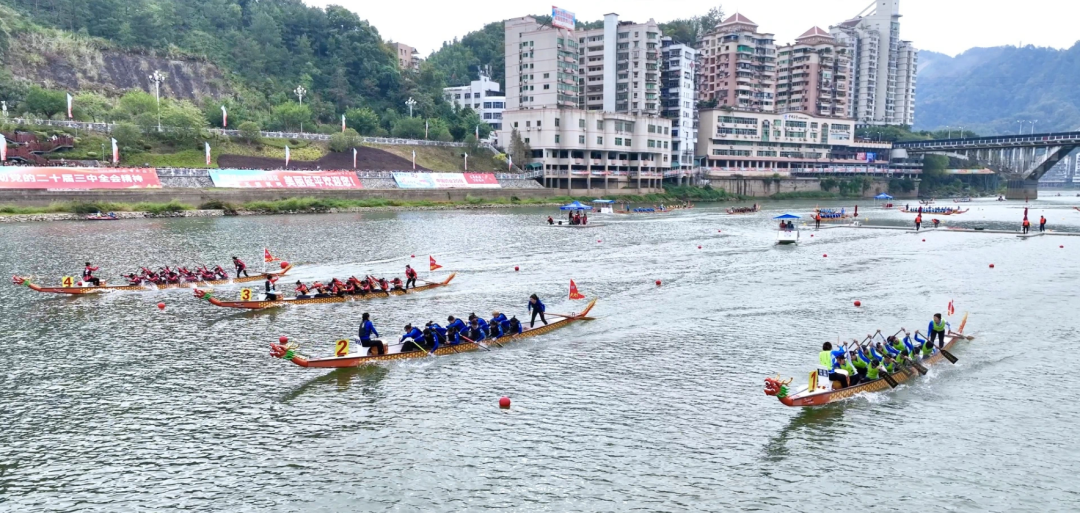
[329,128,361,152]
[238,121,261,143]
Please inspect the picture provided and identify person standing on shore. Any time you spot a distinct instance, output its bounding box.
[1022,218,1031,234]
[1040,215,1047,233]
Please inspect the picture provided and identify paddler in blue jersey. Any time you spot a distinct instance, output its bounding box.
[926,314,947,348]
[491,311,510,333]
[818,342,850,388]
[358,312,385,355]
[399,324,427,352]
[445,315,466,345]
[464,317,486,344]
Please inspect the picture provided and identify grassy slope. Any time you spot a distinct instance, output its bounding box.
[371,144,503,172]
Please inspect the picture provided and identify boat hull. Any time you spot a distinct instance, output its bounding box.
[900,209,969,215]
[15,265,293,295]
[205,273,456,309]
[279,299,597,369]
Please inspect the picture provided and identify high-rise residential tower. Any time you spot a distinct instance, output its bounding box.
[775,27,853,118]
[504,16,580,111]
[697,14,777,112]
[661,37,699,168]
[575,14,663,116]
[830,0,917,126]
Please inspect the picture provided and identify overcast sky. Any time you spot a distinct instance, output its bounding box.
[305,0,1079,58]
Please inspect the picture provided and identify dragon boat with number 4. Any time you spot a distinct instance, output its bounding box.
[764,313,971,407]
[269,298,598,369]
[193,273,456,309]
[12,264,293,295]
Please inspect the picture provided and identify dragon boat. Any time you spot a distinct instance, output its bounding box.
[194,273,456,309]
[11,264,293,295]
[726,205,760,214]
[899,208,969,215]
[270,298,598,369]
[764,314,969,407]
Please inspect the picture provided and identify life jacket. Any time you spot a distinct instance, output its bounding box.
[83,266,96,279]
[818,350,832,367]
[234,259,246,269]
[1040,217,1046,224]
[392,278,403,289]
[296,284,309,294]
[921,344,935,357]
[933,319,945,332]
[406,268,417,279]
[866,361,881,380]
[1023,219,1030,227]
[379,279,389,290]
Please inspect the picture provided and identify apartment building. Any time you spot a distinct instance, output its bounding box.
[661,37,699,168]
[504,16,579,111]
[696,109,895,174]
[500,16,673,180]
[575,14,663,116]
[443,72,506,133]
[776,27,853,118]
[830,0,917,126]
[391,42,422,72]
[697,14,777,112]
[499,108,673,183]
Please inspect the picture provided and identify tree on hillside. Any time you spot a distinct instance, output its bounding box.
[508,128,531,168]
[158,100,208,144]
[345,107,380,135]
[659,5,725,45]
[392,117,426,139]
[269,102,312,132]
[23,86,66,118]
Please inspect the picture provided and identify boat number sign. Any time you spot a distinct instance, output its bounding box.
[239,288,253,301]
[335,339,350,357]
[62,276,75,287]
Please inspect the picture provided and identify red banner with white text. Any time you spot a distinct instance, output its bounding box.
[208,169,361,189]
[463,173,501,188]
[0,167,161,189]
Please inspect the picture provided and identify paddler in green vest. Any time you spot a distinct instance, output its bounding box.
[832,352,862,388]
[853,346,881,381]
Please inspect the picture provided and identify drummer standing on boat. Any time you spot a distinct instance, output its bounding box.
[528,294,548,327]
[927,314,947,348]
[405,264,418,290]
[232,256,248,278]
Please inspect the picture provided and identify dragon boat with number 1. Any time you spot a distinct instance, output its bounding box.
[194,273,456,309]
[764,313,969,407]
[12,264,293,295]
[270,298,598,369]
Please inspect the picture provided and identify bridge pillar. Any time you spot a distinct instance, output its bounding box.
[1006,178,1039,200]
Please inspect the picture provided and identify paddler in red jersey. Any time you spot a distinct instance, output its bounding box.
[405,265,418,289]
[378,277,390,293]
[295,280,310,298]
[82,262,101,286]
[391,277,404,291]
[232,256,248,278]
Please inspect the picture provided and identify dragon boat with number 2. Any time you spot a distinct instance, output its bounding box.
[270,298,598,369]
[194,273,456,309]
[11,265,293,295]
[764,314,969,407]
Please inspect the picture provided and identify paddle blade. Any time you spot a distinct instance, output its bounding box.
[941,349,958,364]
[911,361,928,375]
[882,373,899,388]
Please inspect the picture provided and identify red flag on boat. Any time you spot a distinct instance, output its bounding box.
[264,248,280,263]
[568,280,585,300]
[429,256,442,271]
[947,300,955,317]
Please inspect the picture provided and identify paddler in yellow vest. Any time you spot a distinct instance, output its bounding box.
[926,314,947,348]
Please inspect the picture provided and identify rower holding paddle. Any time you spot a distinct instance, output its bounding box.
[399,324,427,353]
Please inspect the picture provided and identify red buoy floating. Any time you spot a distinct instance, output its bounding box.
[279,336,288,344]
[822,254,828,258]
[810,234,814,237]
[1061,245,1065,249]
[698,245,702,249]
[514,266,520,271]
[411,254,415,258]
[922,239,926,242]
[279,261,289,269]
[655,279,662,286]
[989,264,995,269]
[597,239,602,243]
[854,300,862,307]
[157,302,165,310]
[499,396,511,409]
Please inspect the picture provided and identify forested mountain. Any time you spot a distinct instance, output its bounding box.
[915,44,1080,135]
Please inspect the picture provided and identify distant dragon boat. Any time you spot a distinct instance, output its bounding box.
[765,314,969,407]
[12,265,293,295]
[726,204,760,214]
[194,273,456,310]
[270,298,597,369]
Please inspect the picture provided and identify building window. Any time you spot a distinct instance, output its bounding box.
[648,140,656,148]
[455,94,461,99]
[615,137,623,146]
[597,137,603,144]
[537,121,542,127]
[555,118,560,127]
[597,120,604,130]
[465,93,471,99]
[544,84,550,90]
[579,135,585,144]
[579,119,586,128]
[484,102,492,108]
[526,121,531,127]
[513,122,518,128]
[625,138,632,147]
[555,135,560,143]
[544,73,550,78]
[524,138,530,143]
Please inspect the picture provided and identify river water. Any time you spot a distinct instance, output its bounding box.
[2,198,1078,511]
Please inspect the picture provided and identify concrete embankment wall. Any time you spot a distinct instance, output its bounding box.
[0,186,662,207]
[707,177,918,199]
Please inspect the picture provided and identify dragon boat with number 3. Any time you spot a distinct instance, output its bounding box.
[269,298,598,369]
[764,313,970,407]
[193,273,456,309]
[11,265,293,295]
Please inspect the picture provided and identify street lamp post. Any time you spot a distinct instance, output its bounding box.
[463,152,468,171]
[293,85,307,133]
[959,126,964,140]
[945,126,952,139]
[405,97,417,118]
[1,101,7,119]
[1017,120,1025,135]
[1030,120,1039,134]
[148,70,166,132]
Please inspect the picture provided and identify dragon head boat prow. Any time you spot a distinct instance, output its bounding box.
[764,375,793,397]
[12,275,27,286]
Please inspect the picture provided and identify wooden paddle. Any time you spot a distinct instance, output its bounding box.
[460,334,495,350]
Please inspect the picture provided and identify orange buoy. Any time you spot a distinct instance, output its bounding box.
[514,266,520,271]
[499,396,511,409]
[854,300,862,307]
[157,302,165,310]
[279,261,289,269]
[279,336,288,344]
[655,279,662,286]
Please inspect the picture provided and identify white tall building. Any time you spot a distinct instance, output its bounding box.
[443,72,506,134]
[575,14,663,116]
[661,37,698,168]
[830,0,917,126]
